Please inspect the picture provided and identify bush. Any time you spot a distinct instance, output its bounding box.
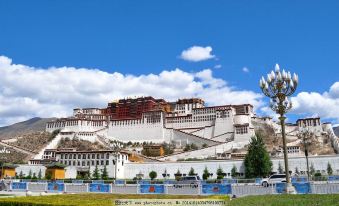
[149,171,157,180]
[203,167,210,180]
[314,172,322,177]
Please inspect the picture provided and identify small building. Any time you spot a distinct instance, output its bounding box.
[216,152,231,160]
[276,145,302,157]
[55,149,128,179]
[142,144,164,157]
[296,117,323,136]
[43,149,57,160]
[230,153,247,159]
[45,162,66,180]
[0,164,17,179]
[122,150,144,163]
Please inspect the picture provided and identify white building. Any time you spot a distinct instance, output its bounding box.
[297,117,323,136]
[55,149,128,179]
[123,155,339,179]
[45,97,255,147]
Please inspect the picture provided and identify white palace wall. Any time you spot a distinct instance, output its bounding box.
[124,155,339,179]
[107,120,166,143]
[46,120,107,133]
[45,104,256,146]
[158,141,236,162]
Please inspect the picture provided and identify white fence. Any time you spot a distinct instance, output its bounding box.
[3,181,339,196]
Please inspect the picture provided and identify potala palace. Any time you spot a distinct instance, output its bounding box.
[46,97,254,146]
[18,96,338,179]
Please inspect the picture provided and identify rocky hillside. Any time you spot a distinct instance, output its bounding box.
[253,120,336,156]
[7,132,56,153]
[0,117,56,139]
[57,137,107,151]
[0,145,28,164]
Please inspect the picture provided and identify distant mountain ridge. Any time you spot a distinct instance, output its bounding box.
[334,126,339,137]
[0,117,55,139]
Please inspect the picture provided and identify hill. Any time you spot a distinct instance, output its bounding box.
[0,117,55,139]
[334,126,339,137]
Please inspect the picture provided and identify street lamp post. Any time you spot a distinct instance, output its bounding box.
[259,64,298,194]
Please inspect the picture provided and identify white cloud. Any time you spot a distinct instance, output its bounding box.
[214,64,222,69]
[180,46,215,62]
[0,55,263,126]
[291,82,339,123]
[242,67,249,73]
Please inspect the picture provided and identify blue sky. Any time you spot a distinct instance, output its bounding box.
[0,0,338,126]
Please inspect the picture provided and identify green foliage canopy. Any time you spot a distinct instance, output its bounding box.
[244,133,272,178]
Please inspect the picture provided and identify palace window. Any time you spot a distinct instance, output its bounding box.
[235,126,248,134]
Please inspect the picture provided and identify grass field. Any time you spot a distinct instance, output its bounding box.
[0,194,227,206]
[0,194,338,206]
[231,194,339,206]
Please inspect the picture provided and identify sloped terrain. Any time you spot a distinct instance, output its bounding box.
[0,117,56,139]
[7,132,55,153]
[0,145,28,163]
[253,120,336,155]
[334,126,339,137]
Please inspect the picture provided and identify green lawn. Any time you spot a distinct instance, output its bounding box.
[230,194,339,206]
[0,194,338,206]
[0,194,227,206]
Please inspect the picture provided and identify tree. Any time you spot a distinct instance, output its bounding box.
[231,165,238,178]
[216,166,225,179]
[188,167,195,176]
[102,165,108,180]
[203,166,210,180]
[277,162,284,174]
[27,169,32,179]
[310,163,315,176]
[76,174,83,179]
[190,143,198,150]
[45,172,52,180]
[163,142,174,156]
[84,173,90,180]
[92,165,100,180]
[32,172,37,180]
[183,144,191,151]
[19,171,24,179]
[174,169,182,181]
[327,162,333,175]
[50,129,61,141]
[149,171,157,180]
[295,167,300,175]
[244,134,272,178]
[202,143,208,148]
[38,169,42,179]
